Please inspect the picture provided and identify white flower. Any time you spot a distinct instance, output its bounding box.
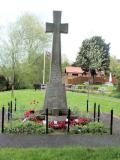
[54,120,58,125]
[42,120,46,125]
[75,119,79,123]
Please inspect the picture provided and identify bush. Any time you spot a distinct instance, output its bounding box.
[59,110,63,116]
[70,125,81,134]
[79,89,88,93]
[109,89,120,98]
[4,122,54,134]
[87,122,107,134]
[77,85,86,89]
[0,75,8,91]
[70,122,107,134]
[92,86,99,90]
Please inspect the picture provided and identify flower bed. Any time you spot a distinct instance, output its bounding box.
[4,109,108,134]
[24,110,91,129]
[70,122,108,134]
[70,118,90,126]
[49,121,66,129]
[24,110,35,117]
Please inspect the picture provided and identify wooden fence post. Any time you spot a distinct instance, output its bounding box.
[67,108,71,133]
[46,108,48,134]
[98,104,100,122]
[1,106,5,133]
[94,103,96,121]
[10,101,12,119]
[87,100,89,112]
[14,98,16,111]
[110,109,113,135]
[8,106,10,122]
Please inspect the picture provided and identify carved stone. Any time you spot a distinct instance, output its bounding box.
[44,11,68,113]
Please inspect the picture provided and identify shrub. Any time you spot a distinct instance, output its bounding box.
[77,85,86,89]
[4,122,54,134]
[70,125,81,134]
[0,75,7,91]
[110,91,120,98]
[87,122,107,134]
[92,86,99,90]
[59,110,63,116]
[70,122,107,134]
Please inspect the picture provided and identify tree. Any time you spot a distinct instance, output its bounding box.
[0,13,51,89]
[116,70,120,91]
[61,54,70,73]
[110,57,120,91]
[110,57,120,76]
[74,36,110,82]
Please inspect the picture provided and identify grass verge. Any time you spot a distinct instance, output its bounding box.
[0,147,120,160]
[0,89,120,116]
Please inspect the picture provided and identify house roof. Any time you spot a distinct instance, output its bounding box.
[65,66,84,74]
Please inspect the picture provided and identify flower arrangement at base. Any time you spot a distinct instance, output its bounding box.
[70,118,91,126]
[48,120,66,129]
[24,110,91,130]
[24,110,35,118]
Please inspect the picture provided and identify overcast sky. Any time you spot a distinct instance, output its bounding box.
[0,0,120,62]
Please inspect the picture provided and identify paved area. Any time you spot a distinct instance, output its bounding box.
[0,134,120,148]
[0,111,120,148]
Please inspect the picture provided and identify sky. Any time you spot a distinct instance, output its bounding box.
[0,0,120,62]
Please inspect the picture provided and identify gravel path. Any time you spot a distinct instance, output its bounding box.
[0,111,120,148]
[0,134,120,148]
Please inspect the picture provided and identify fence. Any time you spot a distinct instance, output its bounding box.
[64,76,117,85]
[0,98,115,135]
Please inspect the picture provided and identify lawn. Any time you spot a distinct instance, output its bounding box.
[0,147,120,160]
[1,90,120,159]
[0,89,120,116]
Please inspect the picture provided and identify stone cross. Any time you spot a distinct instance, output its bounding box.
[44,11,68,113]
[46,11,68,66]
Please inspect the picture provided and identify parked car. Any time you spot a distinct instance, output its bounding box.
[33,83,47,90]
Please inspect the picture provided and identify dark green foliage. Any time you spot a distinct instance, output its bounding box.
[110,57,120,91]
[74,36,110,74]
[70,122,107,134]
[59,110,63,116]
[0,75,8,91]
[86,122,107,134]
[4,122,53,134]
[70,125,81,134]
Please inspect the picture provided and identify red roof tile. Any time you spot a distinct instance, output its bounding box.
[65,66,84,74]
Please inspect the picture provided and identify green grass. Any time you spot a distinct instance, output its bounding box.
[0,89,120,116]
[0,89,44,109]
[110,91,120,98]
[67,91,120,116]
[1,90,120,159]
[0,147,120,160]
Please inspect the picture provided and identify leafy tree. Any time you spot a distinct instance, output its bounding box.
[74,36,110,82]
[110,57,120,76]
[61,54,70,73]
[0,13,51,89]
[110,57,120,91]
